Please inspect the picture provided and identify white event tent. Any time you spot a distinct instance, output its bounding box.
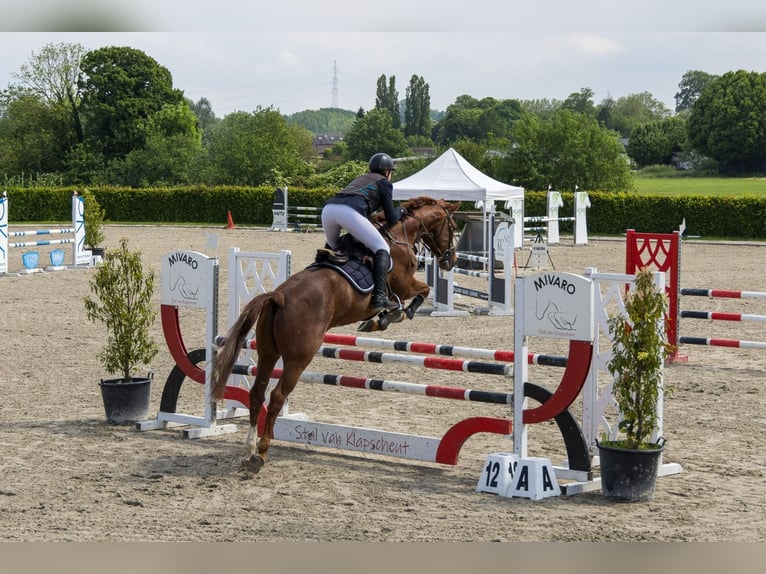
[393,147,524,254]
[392,147,524,204]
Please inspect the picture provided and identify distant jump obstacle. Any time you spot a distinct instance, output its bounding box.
[420,211,515,316]
[0,192,91,276]
[141,247,681,496]
[626,229,766,360]
[506,188,591,247]
[268,187,323,232]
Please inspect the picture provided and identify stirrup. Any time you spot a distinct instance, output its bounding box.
[316,248,349,265]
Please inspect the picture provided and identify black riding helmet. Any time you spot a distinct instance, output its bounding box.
[368,152,396,175]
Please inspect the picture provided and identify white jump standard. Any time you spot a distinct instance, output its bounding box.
[0,192,91,275]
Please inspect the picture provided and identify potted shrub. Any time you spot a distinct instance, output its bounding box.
[598,267,674,502]
[83,237,158,424]
[82,189,106,257]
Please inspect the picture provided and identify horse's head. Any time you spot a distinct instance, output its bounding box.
[400,197,460,271]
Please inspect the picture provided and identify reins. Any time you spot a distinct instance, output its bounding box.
[380,203,457,267]
[407,206,456,266]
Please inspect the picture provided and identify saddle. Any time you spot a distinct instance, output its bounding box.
[311,234,376,293]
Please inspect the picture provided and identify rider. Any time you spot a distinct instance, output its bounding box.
[319,152,405,313]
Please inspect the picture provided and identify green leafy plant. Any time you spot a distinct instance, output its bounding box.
[82,189,106,249]
[83,237,158,381]
[605,267,674,450]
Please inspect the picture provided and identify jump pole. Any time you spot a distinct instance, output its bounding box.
[626,229,766,356]
[234,331,570,367]
[678,287,766,349]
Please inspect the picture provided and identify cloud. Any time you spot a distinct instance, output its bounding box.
[570,35,623,56]
[278,51,303,68]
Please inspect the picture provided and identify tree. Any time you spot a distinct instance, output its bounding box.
[404,74,431,138]
[562,87,596,118]
[610,92,671,138]
[596,95,617,130]
[78,46,184,163]
[687,70,766,173]
[432,95,522,146]
[344,108,409,162]
[433,103,483,145]
[188,96,218,141]
[115,101,202,187]
[12,42,87,142]
[286,107,356,135]
[199,107,311,186]
[0,42,85,179]
[501,109,633,192]
[289,123,317,164]
[0,89,75,177]
[520,98,562,121]
[375,74,400,129]
[675,70,718,114]
[626,117,687,168]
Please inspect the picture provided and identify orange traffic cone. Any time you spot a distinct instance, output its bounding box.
[227,210,236,230]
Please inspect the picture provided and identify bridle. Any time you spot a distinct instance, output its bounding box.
[407,204,457,267]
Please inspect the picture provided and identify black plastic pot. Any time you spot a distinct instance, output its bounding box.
[99,376,152,425]
[597,439,664,502]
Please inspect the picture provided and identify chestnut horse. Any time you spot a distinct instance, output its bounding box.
[212,196,460,472]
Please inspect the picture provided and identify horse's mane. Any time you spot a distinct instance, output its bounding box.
[371,196,439,224]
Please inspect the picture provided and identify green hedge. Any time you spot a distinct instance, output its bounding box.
[4,186,766,240]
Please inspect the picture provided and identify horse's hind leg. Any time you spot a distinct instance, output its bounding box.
[243,356,278,473]
[243,378,267,467]
[256,364,302,467]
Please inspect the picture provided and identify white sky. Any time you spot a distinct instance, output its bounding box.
[2,2,766,118]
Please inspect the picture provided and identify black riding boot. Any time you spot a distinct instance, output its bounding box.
[371,250,398,312]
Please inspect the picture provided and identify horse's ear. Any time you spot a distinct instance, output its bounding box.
[448,201,461,212]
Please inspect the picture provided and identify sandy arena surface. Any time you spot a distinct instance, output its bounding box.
[1,224,764,541]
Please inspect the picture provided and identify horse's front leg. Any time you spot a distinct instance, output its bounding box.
[401,277,429,320]
[357,311,391,332]
[403,294,426,320]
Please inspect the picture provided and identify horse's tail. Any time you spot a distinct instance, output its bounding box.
[211,292,285,401]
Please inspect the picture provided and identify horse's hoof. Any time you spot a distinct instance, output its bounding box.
[357,319,376,332]
[241,454,265,473]
[377,315,390,331]
[404,308,416,320]
[387,309,405,323]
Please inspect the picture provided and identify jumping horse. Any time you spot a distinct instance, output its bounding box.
[212,196,460,472]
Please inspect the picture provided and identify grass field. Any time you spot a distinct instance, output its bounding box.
[634,176,766,197]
